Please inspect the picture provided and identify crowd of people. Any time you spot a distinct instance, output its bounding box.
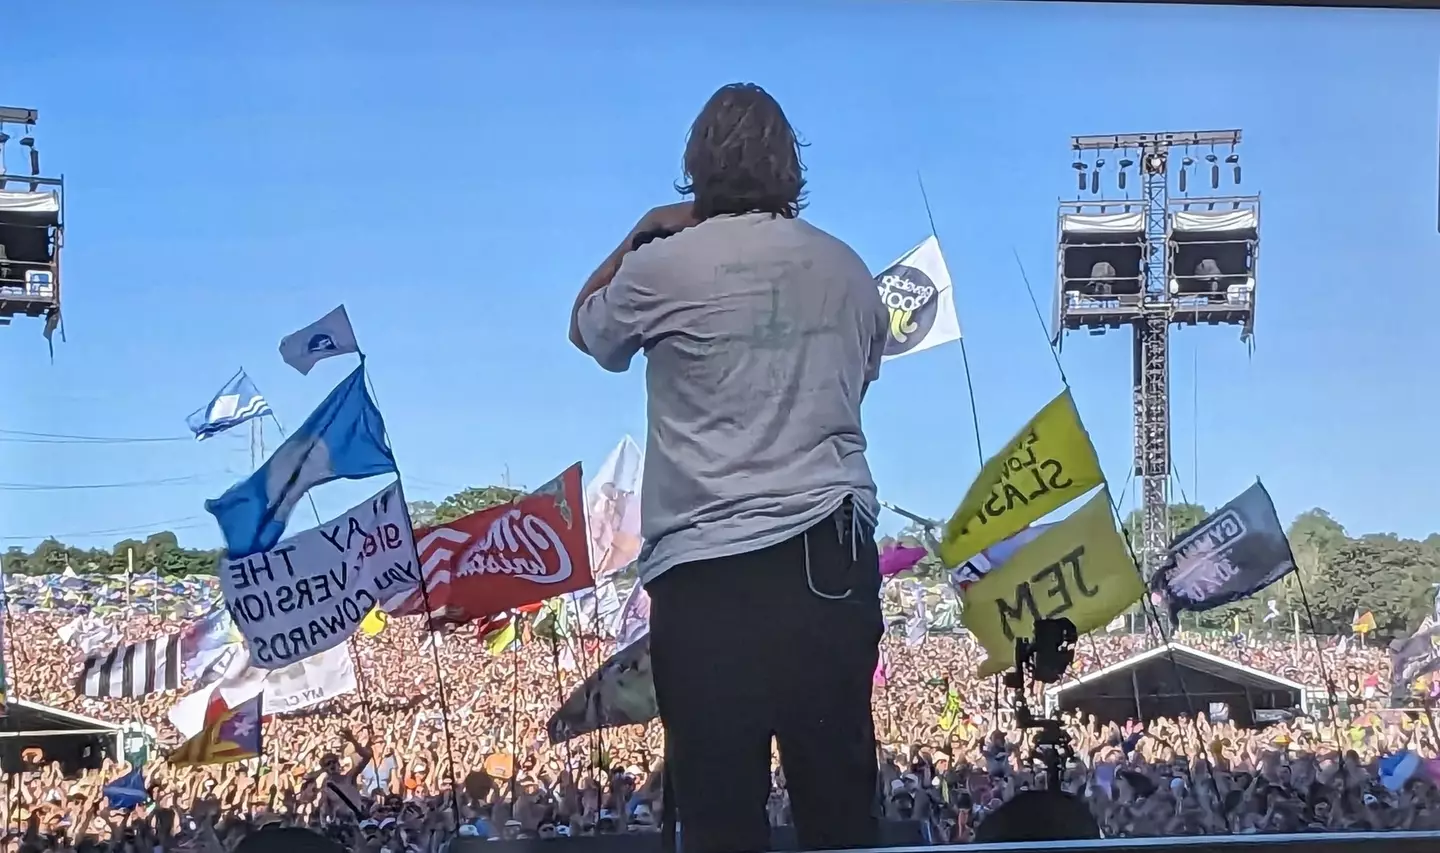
[1,602,1430,850]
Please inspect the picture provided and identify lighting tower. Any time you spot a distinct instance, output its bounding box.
[1052,131,1259,574]
[0,106,63,343]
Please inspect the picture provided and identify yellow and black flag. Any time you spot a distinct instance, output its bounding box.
[959,489,1142,677]
[938,389,1104,568]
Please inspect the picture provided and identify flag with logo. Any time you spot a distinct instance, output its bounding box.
[960,489,1142,677]
[1149,481,1297,624]
[168,693,263,768]
[279,305,362,376]
[875,236,962,361]
[187,369,272,441]
[397,464,595,625]
[205,365,396,558]
[937,390,1104,568]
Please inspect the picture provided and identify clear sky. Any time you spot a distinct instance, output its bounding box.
[1,1,1436,553]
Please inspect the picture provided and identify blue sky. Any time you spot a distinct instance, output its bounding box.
[0,1,1436,552]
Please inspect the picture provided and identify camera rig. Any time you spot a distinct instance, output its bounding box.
[1004,617,1079,793]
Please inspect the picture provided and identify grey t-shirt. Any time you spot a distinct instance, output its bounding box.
[577,212,887,584]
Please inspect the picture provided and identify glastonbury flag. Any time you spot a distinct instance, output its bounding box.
[187,369,272,441]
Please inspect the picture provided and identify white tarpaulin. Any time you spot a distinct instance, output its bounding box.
[219,481,419,669]
[167,643,356,738]
[875,236,962,361]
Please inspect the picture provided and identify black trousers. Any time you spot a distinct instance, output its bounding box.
[647,505,883,853]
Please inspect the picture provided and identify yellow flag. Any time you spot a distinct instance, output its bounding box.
[360,608,388,637]
[938,686,962,733]
[938,390,1104,568]
[484,620,518,656]
[960,489,1142,677]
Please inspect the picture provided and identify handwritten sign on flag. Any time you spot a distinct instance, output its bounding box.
[219,481,419,669]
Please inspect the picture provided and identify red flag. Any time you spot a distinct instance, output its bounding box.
[403,464,594,624]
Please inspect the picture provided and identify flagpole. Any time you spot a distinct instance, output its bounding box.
[356,361,463,819]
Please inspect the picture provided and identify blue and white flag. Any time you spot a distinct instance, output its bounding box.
[186,370,272,441]
[279,305,361,376]
[205,365,396,558]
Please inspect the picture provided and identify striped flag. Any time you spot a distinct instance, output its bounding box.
[76,634,183,698]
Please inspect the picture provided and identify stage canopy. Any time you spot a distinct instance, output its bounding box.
[0,699,122,773]
[1043,642,1306,729]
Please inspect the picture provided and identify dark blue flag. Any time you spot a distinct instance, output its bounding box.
[1150,480,1296,622]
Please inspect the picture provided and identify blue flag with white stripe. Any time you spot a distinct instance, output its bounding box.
[187,370,272,441]
[205,365,396,558]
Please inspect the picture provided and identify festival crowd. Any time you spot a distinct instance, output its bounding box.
[0,607,1429,851]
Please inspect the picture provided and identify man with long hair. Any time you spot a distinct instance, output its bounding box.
[570,83,887,852]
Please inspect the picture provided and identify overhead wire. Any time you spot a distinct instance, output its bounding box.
[0,473,234,491]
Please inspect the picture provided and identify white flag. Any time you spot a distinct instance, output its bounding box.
[279,305,361,375]
[167,644,357,738]
[875,236,962,361]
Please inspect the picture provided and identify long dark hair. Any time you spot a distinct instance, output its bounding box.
[676,83,807,221]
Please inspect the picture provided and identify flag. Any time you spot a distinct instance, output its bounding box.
[205,365,395,559]
[1353,609,1377,635]
[879,543,927,579]
[950,523,1056,594]
[905,587,928,648]
[58,615,119,656]
[168,694,263,768]
[1149,481,1296,623]
[1390,623,1440,696]
[937,390,1104,568]
[179,608,244,682]
[484,619,519,656]
[614,582,650,651]
[218,481,417,669]
[938,685,962,733]
[279,305,361,376]
[584,436,644,582]
[547,632,657,744]
[875,235,962,361]
[77,634,183,698]
[168,644,356,739]
[186,369,272,441]
[1263,599,1281,623]
[103,767,148,810]
[960,489,1142,678]
[398,464,595,625]
[360,608,388,637]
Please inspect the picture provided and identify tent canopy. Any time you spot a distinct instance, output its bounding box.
[1044,642,1305,729]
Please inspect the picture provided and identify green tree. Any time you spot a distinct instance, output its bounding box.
[407,500,438,527]
[432,485,524,524]
[1122,503,1209,555]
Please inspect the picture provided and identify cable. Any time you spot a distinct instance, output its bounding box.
[0,428,207,444]
[0,473,231,491]
[0,516,209,542]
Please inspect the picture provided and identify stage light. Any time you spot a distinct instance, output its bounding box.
[1118,157,1133,190]
[1180,156,1193,193]
[1073,161,1086,192]
[1205,153,1219,189]
[1226,152,1241,184]
[1144,150,1166,176]
[1090,159,1104,195]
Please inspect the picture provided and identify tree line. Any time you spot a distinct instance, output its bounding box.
[6,488,1436,638]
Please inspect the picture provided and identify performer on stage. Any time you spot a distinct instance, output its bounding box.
[569,82,888,853]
